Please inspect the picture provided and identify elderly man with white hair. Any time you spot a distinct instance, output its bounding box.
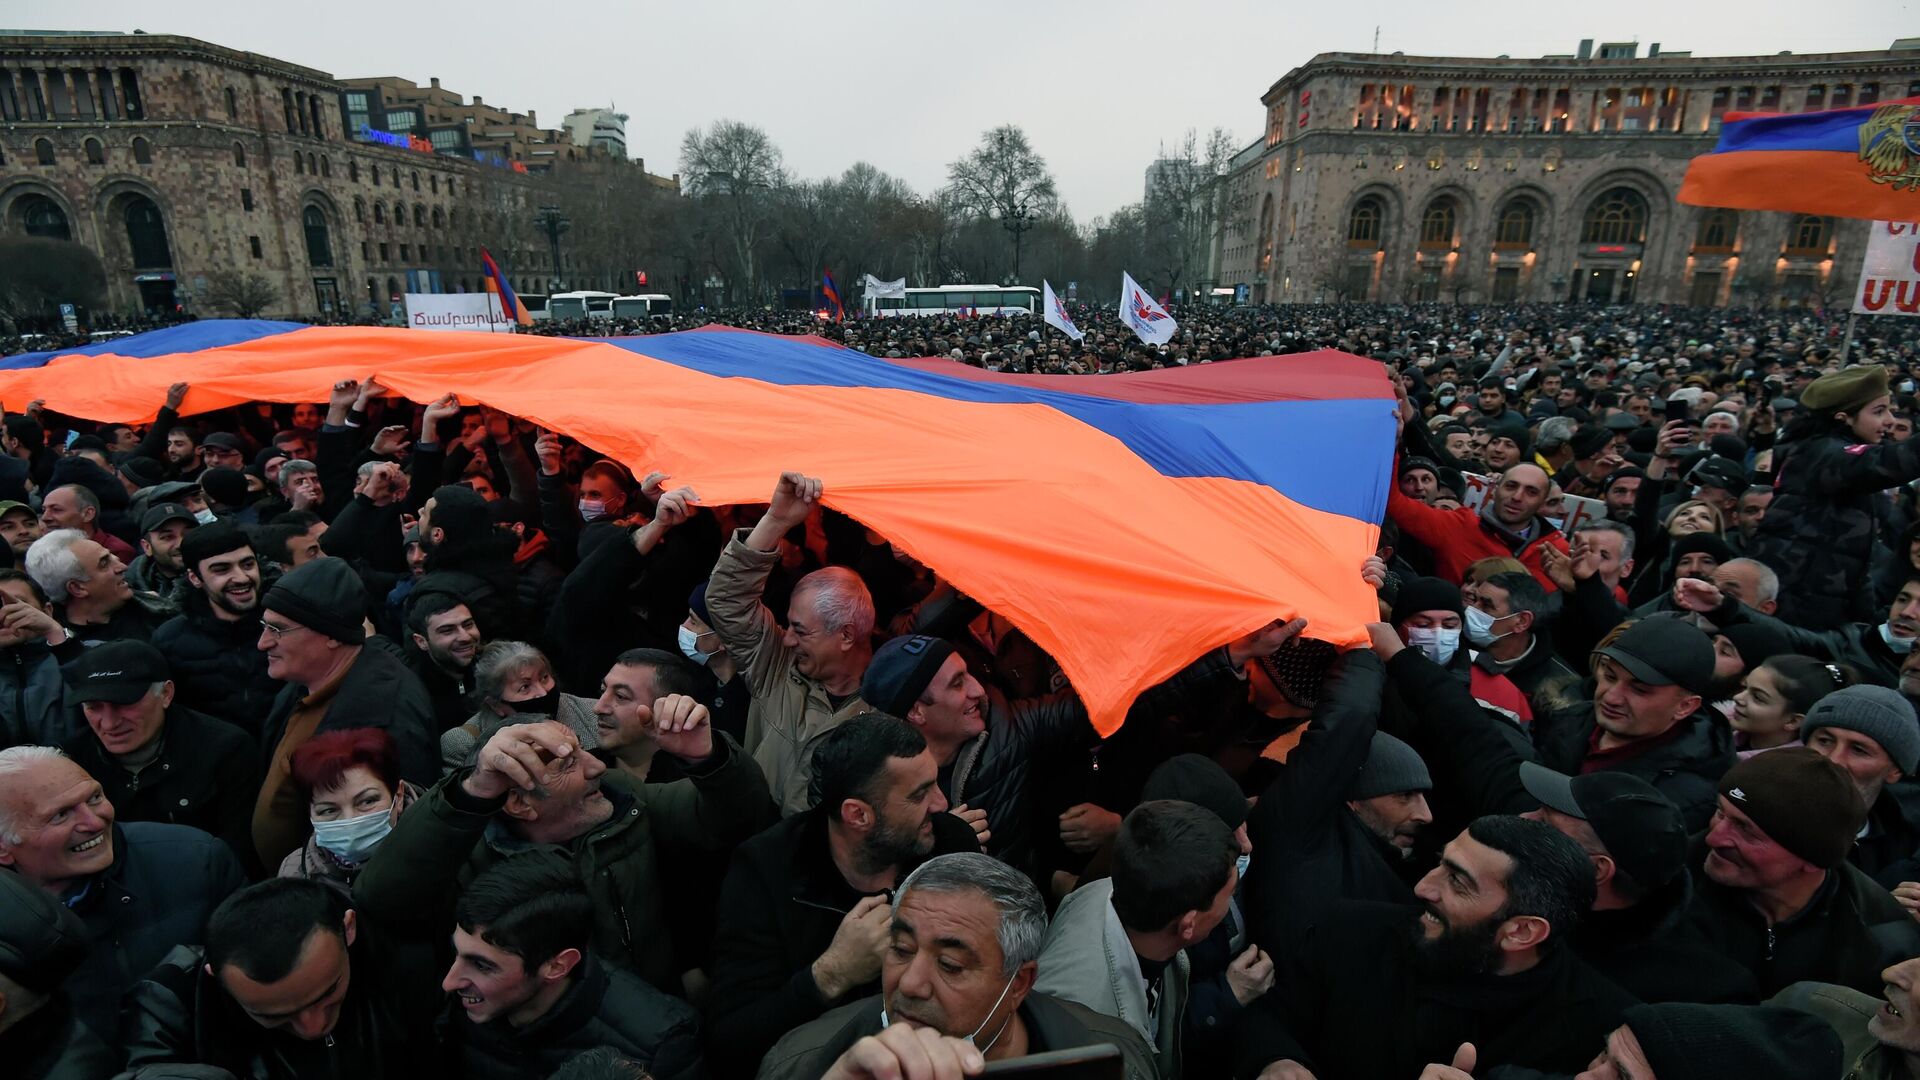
[0,744,244,1048]
[24,527,176,645]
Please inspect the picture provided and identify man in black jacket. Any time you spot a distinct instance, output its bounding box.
[119,877,443,1080]
[440,850,702,1080]
[1518,762,1759,1004]
[25,527,175,645]
[405,589,484,732]
[153,522,280,737]
[1531,616,1734,832]
[59,640,258,866]
[706,713,980,1078]
[1233,815,1634,1080]
[0,865,118,1080]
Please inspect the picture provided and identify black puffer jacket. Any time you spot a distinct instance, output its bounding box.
[1531,702,1735,833]
[443,953,702,1080]
[1750,430,1920,630]
[151,586,284,736]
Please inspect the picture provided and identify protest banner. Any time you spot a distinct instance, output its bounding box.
[1854,221,1920,318]
[403,293,515,333]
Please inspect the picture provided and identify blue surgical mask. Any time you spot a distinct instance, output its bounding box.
[1406,626,1462,667]
[678,625,714,665]
[1881,623,1916,655]
[193,508,218,525]
[577,498,608,522]
[311,810,394,864]
[1464,605,1513,648]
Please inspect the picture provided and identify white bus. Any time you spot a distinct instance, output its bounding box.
[610,294,675,319]
[518,294,550,322]
[547,290,619,322]
[863,284,1039,317]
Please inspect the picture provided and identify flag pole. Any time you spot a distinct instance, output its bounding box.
[1838,312,1858,365]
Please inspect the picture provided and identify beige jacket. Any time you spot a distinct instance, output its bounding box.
[706,529,870,815]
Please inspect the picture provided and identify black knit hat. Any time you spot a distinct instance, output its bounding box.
[1569,425,1613,460]
[428,484,491,545]
[200,466,249,509]
[263,556,367,644]
[1391,576,1463,625]
[1347,732,1432,800]
[1718,622,1793,671]
[1143,755,1249,831]
[1624,1003,1843,1080]
[1717,748,1866,869]
[1602,466,1647,496]
[861,634,958,716]
[1670,531,1736,566]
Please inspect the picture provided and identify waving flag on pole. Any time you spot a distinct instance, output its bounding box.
[1678,96,1920,221]
[1043,280,1084,341]
[1120,272,1178,346]
[480,249,532,327]
[821,272,845,322]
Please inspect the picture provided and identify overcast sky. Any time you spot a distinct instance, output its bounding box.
[4,0,1910,218]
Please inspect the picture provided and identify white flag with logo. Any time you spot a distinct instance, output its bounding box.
[1042,280,1083,341]
[1119,271,1177,346]
[862,274,907,299]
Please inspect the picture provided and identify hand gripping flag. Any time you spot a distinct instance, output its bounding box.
[1,321,1395,736]
[479,249,532,327]
[1679,96,1920,221]
[1120,272,1177,346]
[1042,280,1084,341]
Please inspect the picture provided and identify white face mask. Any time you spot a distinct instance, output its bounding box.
[1464,605,1514,648]
[880,969,1021,1053]
[1882,623,1916,655]
[1406,626,1462,667]
[193,508,218,525]
[577,498,607,521]
[678,624,714,665]
[310,808,394,864]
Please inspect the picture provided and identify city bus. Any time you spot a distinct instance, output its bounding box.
[610,294,675,320]
[863,284,1040,317]
[546,290,619,322]
[519,294,550,322]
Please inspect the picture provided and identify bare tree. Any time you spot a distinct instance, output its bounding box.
[1142,128,1237,300]
[204,269,280,318]
[0,238,106,331]
[945,126,1058,282]
[680,120,786,303]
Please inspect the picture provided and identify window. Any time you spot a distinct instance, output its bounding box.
[309,95,323,138]
[432,207,444,228]
[354,196,365,222]
[350,160,360,182]
[1695,209,1737,252]
[371,164,380,187]
[283,88,297,131]
[394,201,405,223]
[320,157,330,177]
[413,203,426,226]
[132,136,151,164]
[1347,197,1383,246]
[430,175,438,194]
[400,244,411,261]
[225,86,238,120]
[1495,201,1535,247]
[304,206,333,267]
[233,142,246,168]
[379,242,389,261]
[374,203,384,224]
[250,235,263,258]
[295,153,305,175]
[387,108,418,132]
[1787,214,1830,255]
[1581,187,1648,244]
[1806,85,1826,109]
[1861,83,1881,106]
[1419,198,1456,247]
[34,138,54,166]
[345,91,370,133]
[430,128,463,152]
[362,240,371,260]
[307,153,317,175]
[242,188,254,212]
[124,196,173,268]
[117,68,142,118]
[19,195,71,240]
[411,171,420,192]
[94,67,115,119]
[1832,84,1852,107]
[84,138,105,165]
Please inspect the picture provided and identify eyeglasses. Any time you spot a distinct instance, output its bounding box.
[259,620,307,638]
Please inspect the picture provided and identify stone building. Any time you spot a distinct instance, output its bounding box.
[0,31,676,319]
[1213,38,1920,307]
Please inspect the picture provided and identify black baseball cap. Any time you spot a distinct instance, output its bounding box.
[1594,617,1715,697]
[140,502,194,535]
[201,432,246,453]
[60,640,171,705]
[1520,762,1688,889]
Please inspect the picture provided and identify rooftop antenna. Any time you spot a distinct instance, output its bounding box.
[1373,25,1380,52]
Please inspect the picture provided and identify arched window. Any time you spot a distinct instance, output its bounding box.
[34,138,54,166]
[447,177,457,196]
[1695,209,1737,251]
[124,196,174,268]
[233,142,247,168]
[225,86,238,120]
[306,153,317,175]
[373,202,385,224]
[19,195,72,240]
[411,171,420,192]
[84,138,105,166]
[1787,214,1831,255]
[432,207,445,229]
[294,152,304,174]
[1347,197,1384,246]
[132,137,152,165]
[1495,201,1536,248]
[350,160,360,182]
[414,203,426,227]
[1419,198,1457,247]
[1581,187,1648,244]
[354,196,366,223]
[320,156,330,178]
[430,175,438,194]
[304,206,333,267]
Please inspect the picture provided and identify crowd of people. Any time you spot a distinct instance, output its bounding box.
[2,301,1920,1080]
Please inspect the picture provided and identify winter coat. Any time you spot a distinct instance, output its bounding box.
[1750,430,1920,629]
[354,734,770,993]
[1679,837,1920,997]
[1378,649,1539,852]
[705,806,980,1078]
[757,993,1158,1080]
[1856,781,1920,888]
[1567,870,1760,1004]
[705,530,872,815]
[63,822,247,1047]
[1242,651,1419,949]
[1387,480,1569,591]
[258,638,440,788]
[121,554,187,606]
[62,705,259,866]
[62,589,177,645]
[0,639,76,748]
[439,694,602,773]
[1230,903,1636,1080]
[544,515,723,696]
[119,930,445,1080]
[5,995,118,1080]
[1034,876,1189,1080]
[151,587,285,736]
[1531,702,1736,833]
[442,953,702,1080]
[1713,602,1905,688]
[1767,981,1902,1080]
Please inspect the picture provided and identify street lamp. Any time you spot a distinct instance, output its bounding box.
[534,205,571,292]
